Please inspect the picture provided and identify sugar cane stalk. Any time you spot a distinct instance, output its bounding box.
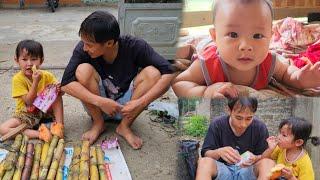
[3,134,23,170]
[55,151,65,180]
[70,145,81,180]
[12,135,28,180]
[31,143,42,180]
[96,146,107,180]
[40,141,49,168]
[21,142,34,180]
[47,139,65,180]
[39,135,59,180]
[89,146,99,180]
[79,140,90,180]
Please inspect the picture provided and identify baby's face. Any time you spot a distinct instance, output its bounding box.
[212,1,272,72]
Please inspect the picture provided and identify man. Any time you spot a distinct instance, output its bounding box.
[61,10,174,149]
[196,96,275,180]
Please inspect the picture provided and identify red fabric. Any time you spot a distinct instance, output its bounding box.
[200,45,273,90]
[292,43,320,68]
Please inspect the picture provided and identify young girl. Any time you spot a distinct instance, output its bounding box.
[0,39,64,140]
[262,117,320,180]
[172,0,320,98]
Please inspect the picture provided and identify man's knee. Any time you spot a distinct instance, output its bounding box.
[75,63,99,84]
[140,66,161,81]
[197,157,216,171]
[254,158,275,176]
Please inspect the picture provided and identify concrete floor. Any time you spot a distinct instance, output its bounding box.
[0,6,178,180]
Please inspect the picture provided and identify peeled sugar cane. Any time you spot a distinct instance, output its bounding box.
[55,151,65,180]
[79,140,90,180]
[31,143,42,180]
[47,139,65,180]
[96,146,107,180]
[70,145,81,180]
[39,135,59,180]
[21,142,34,180]
[89,146,99,180]
[40,141,49,168]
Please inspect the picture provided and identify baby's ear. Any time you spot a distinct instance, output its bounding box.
[14,56,18,63]
[209,27,216,42]
[40,58,44,64]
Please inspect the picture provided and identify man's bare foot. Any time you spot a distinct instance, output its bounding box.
[116,124,142,149]
[82,122,105,145]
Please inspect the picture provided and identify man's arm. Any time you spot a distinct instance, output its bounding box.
[138,73,175,107]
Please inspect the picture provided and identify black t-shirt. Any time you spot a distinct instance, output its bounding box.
[61,35,173,100]
[201,115,269,164]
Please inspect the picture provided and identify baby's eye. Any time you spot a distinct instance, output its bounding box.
[228,32,238,38]
[253,33,264,39]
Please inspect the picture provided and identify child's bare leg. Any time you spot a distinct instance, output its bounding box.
[76,63,105,144]
[51,95,64,124]
[116,66,161,149]
[22,129,39,139]
[254,158,275,180]
[0,118,39,139]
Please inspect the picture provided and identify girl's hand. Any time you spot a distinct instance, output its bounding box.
[266,136,278,150]
[56,83,64,95]
[281,167,296,180]
[32,69,42,84]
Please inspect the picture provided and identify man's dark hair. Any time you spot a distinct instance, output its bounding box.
[79,10,120,44]
[227,96,258,113]
[279,117,320,147]
[212,0,274,24]
[15,39,44,60]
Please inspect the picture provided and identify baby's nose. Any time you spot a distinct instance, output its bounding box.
[239,40,253,52]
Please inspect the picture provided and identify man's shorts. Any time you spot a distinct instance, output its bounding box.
[215,160,256,180]
[82,78,133,121]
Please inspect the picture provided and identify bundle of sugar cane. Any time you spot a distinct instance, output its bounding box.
[79,140,90,180]
[69,145,81,180]
[47,139,64,180]
[2,134,23,171]
[6,135,28,180]
[39,135,59,180]
[96,146,107,180]
[55,151,65,180]
[0,134,22,179]
[21,142,34,180]
[89,146,99,180]
[30,143,41,180]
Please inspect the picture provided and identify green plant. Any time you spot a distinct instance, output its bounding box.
[184,115,208,137]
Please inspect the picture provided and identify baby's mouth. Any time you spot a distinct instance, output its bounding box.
[238,57,253,62]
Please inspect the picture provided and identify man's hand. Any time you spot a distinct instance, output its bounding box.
[296,61,320,88]
[204,82,239,98]
[266,136,278,150]
[121,99,145,121]
[217,146,241,164]
[99,98,123,117]
[240,152,260,168]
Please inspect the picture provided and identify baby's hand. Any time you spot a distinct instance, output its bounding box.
[297,61,320,88]
[204,82,238,98]
[267,136,278,150]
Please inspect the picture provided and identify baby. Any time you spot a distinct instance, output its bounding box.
[172,0,320,98]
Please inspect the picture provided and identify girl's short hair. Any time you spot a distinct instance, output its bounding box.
[227,96,258,113]
[15,39,44,60]
[279,117,320,146]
